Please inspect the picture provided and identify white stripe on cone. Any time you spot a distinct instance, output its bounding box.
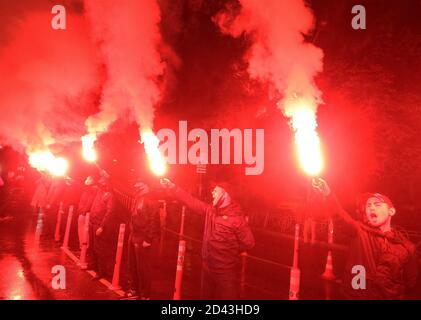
[321,250,336,280]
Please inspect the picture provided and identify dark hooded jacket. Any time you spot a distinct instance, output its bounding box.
[173,186,255,272]
[328,193,418,299]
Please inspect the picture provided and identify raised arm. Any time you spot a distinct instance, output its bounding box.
[312,178,360,230]
[161,178,210,215]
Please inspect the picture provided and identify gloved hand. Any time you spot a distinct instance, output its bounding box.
[312,178,331,197]
[160,178,175,189]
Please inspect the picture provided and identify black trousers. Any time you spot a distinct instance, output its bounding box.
[42,204,59,238]
[128,236,152,298]
[200,265,239,300]
[88,223,114,278]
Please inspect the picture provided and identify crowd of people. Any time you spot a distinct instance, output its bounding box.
[25,169,256,300]
[1,166,419,300]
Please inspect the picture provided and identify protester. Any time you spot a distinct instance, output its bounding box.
[161,178,255,299]
[88,176,116,279]
[313,178,418,299]
[77,176,98,249]
[125,181,160,300]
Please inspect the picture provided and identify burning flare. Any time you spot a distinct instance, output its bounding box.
[81,133,97,162]
[28,150,69,177]
[283,95,323,176]
[141,130,167,177]
[214,0,325,177]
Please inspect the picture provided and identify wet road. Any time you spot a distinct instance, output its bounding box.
[0,207,120,300]
[0,196,375,300]
[0,203,344,300]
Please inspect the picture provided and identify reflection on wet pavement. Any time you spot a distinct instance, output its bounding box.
[0,208,120,300]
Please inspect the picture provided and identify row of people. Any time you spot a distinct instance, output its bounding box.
[28,172,418,299]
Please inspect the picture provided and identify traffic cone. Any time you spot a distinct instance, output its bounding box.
[321,250,336,280]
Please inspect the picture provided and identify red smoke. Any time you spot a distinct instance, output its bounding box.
[0,9,101,155]
[0,0,168,170]
[214,0,323,107]
[83,0,166,137]
[214,0,325,176]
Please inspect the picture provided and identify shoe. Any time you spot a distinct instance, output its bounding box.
[121,290,139,300]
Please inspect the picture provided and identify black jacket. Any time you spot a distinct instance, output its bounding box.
[130,196,160,244]
[328,193,418,299]
[90,189,115,229]
[77,186,98,215]
[173,186,255,272]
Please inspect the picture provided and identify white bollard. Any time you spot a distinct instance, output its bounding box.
[34,207,44,244]
[54,202,64,242]
[173,206,186,300]
[289,223,301,300]
[79,212,90,269]
[159,200,167,258]
[111,223,126,290]
[61,205,74,250]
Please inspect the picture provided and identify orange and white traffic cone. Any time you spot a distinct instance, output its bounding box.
[79,212,90,270]
[173,206,186,300]
[321,250,336,281]
[54,201,64,242]
[61,205,74,250]
[111,223,126,290]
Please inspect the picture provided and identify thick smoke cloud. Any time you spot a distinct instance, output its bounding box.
[214,0,324,116]
[83,0,166,137]
[0,6,101,154]
[0,0,168,159]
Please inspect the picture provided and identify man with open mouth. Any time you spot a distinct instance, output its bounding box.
[313,178,418,299]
